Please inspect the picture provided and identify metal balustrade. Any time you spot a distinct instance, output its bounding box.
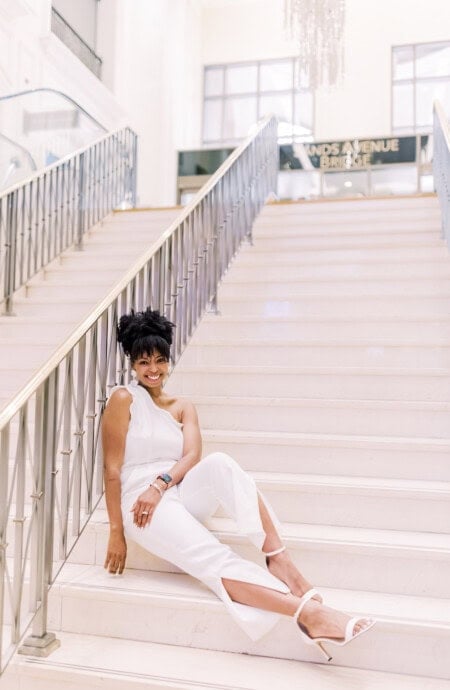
[0,127,137,315]
[433,101,450,248]
[0,114,278,674]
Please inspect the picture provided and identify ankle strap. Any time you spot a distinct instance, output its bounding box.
[264,546,286,558]
[293,588,319,621]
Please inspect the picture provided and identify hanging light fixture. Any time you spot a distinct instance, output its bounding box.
[285,0,346,89]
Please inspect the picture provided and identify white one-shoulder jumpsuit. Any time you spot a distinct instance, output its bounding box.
[116,380,290,641]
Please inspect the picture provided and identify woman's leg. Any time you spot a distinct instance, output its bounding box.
[222,580,370,639]
[124,486,369,642]
[180,452,320,599]
[258,495,320,601]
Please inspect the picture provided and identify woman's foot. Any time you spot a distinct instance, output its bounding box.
[298,598,373,642]
[266,549,323,603]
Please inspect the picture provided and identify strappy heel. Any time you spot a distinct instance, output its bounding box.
[264,545,323,604]
[264,545,286,567]
[293,589,376,662]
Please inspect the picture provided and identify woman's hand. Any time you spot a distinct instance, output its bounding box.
[104,531,127,574]
[131,486,162,528]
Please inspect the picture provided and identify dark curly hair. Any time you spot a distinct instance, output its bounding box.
[117,308,174,362]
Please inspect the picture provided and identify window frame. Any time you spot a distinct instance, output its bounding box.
[392,39,450,134]
[202,57,315,146]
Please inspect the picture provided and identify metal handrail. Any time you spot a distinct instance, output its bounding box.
[0,88,107,133]
[433,101,450,247]
[0,126,138,313]
[0,114,278,673]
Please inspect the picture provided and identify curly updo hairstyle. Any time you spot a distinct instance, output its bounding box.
[117,308,174,362]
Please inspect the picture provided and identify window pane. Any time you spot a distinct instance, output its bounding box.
[393,46,414,80]
[260,60,293,91]
[294,92,314,131]
[204,68,224,97]
[294,60,310,89]
[225,64,257,94]
[203,100,222,142]
[259,93,292,121]
[416,79,450,127]
[416,42,450,78]
[223,97,257,139]
[392,83,414,129]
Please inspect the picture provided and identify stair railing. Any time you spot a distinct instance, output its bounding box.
[0,126,138,315]
[0,114,278,674]
[433,100,450,247]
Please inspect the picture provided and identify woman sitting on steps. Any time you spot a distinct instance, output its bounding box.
[101,307,375,661]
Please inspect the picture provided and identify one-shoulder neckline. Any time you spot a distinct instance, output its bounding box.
[130,381,183,428]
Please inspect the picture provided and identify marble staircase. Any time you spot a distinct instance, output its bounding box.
[2,195,450,689]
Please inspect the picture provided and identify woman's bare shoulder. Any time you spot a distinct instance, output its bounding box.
[107,387,133,408]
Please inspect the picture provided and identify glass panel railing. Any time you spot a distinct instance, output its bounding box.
[0,88,106,192]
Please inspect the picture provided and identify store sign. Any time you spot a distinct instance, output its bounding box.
[280,136,419,171]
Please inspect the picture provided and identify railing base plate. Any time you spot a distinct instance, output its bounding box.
[18,632,60,658]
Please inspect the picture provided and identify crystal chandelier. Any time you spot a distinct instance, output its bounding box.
[285,0,346,89]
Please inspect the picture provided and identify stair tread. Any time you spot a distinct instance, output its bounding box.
[203,428,450,448]
[8,630,448,690]
[54,563,450,626]
[86,508,450,553]
[191,395,450,411]
[174,364,450,376]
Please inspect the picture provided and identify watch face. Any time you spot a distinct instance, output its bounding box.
[159,473,172,485]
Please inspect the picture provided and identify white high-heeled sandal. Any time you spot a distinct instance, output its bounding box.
[293,589,376,662]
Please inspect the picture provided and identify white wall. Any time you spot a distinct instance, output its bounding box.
[0,0,126,129]
[106,0,203,206]
[201,0,450,140]
[0,0,203,206]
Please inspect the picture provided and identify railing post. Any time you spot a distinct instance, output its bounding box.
[18,372,60,659]
[76,152,86,250]
[2,191,17,315]
[0,425,10,673]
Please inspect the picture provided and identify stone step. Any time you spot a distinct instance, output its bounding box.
[224,261,450,281]
[218,278,450,298]
[202,430,450,481]
[4,631,448,690]
[192,395,450,438]
[245,235,442,251]
[43,564,450,679]
[193,315,450,341]
[179,339,450,368]
[8,465,450,546]
[68,514,450,597]
[232,246,448,264]
[168,365,450,402]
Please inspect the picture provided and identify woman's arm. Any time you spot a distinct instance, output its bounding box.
[102,388,131,573]
[166,399,202,486]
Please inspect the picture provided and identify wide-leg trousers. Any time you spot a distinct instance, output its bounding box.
[121,452,290,640]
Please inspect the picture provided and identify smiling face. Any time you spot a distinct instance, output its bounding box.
[132,350,169,389]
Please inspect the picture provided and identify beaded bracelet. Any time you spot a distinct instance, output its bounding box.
[150,482,164,497]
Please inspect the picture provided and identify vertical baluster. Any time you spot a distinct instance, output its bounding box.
[12,406,27,643]
[85,326,98,514]
[19,373,60,657]
[0,424,10,672]
[59,354,72,559]
[72,337,86,535]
